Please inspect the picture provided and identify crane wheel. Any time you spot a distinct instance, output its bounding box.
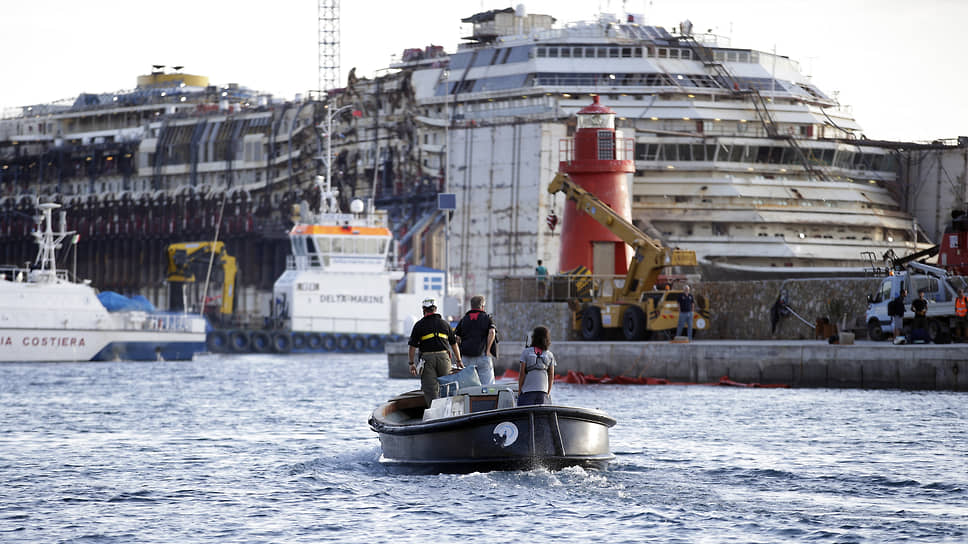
[622,306,648,340]
[580,306,603,341]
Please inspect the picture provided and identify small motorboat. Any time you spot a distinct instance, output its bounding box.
[368,385,616,473]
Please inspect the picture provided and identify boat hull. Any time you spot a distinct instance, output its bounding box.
[0,328,205,362]
[369,403,616,473]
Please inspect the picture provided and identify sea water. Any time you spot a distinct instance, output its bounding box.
[0,353,964,543]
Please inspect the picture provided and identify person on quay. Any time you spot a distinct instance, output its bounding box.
[518,325,556,406]
[675,284,695,340]
[955,288,968,341]
[455,294,496,384]
[889,288,907,344]
[910,289,929,343]
[408,298,462,407]
[535,259,549,299]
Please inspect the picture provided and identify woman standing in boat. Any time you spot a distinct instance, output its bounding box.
[518,326,555,406]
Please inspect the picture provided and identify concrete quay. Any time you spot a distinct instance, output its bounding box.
[385,340,966,391]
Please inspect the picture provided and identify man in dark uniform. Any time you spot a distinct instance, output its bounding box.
[408,298,462,407]
[675,285,695,340]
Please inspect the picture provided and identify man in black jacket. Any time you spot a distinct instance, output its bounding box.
[408,298,462,406]
[888,288,907,344]
[455,295,496,384]
[910,290,929,343]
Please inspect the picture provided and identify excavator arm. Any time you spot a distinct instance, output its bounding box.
[166,242,237,317]
[547,172,696,297]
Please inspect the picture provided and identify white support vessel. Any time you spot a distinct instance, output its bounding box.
[268,176,408,352]
[0,204,208,362]
[206,176,456,355]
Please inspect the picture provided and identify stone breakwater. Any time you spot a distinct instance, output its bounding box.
[387,340,965,391]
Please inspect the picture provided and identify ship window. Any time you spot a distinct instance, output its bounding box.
[597,47,608,58]
[621,47,632,58]
[692,144,707,161]
[536,47,546,58]
[657,48,668,58]
[560,47,571,58]
[634,47,643,58]
[669,49,680,59]
[681,50,692,60]
[548,47,558,58]
[474,50,496,66]
[507,46,532,63]
[584,47,595,58]
[573,47,583,58]
[677,144,692,161]
[609,48,620,58]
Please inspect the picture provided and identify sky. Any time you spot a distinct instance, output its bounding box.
[1,0,965,142]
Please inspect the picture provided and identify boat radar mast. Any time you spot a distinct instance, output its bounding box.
[31,203,74,282]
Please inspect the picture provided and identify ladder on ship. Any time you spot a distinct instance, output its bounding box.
[679,34,829,182]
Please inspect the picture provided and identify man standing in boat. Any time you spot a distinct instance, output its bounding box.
[455,295,496,384]
[409,298,463,407]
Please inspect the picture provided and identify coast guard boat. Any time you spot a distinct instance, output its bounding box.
[0,203,208,362]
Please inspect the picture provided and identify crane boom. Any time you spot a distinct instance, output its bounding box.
[166,241,237,319]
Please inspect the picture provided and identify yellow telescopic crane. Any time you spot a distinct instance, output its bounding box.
[548,172,710,340]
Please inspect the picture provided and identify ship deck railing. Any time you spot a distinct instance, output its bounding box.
[0,265,71,283]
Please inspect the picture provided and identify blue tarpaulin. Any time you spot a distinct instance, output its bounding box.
[97,292,157,312]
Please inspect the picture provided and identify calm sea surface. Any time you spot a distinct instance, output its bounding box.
[0,353,965,543]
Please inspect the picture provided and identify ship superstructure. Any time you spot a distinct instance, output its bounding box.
[392,8,929,294]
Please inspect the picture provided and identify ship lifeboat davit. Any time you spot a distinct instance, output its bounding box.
[557,96,635,275]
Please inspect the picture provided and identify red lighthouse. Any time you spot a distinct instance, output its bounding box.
[557,96,635,275]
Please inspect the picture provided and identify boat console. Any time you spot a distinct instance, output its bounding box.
[422,386,517,421]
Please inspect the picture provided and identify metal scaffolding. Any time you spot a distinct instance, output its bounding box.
[318,0,340,91]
